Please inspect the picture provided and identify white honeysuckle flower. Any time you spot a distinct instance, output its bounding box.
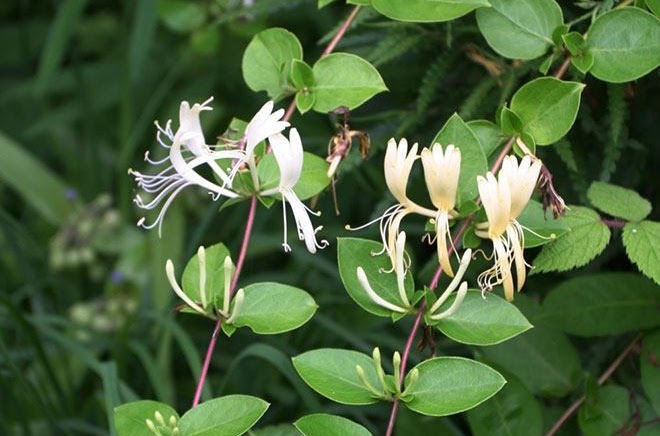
[428,249,472,320]
[244,101,289,156]
[260,128,329,254]
[475,155,541,301]
[166,259,205,315]
[131,98,245,236]
[225,288,245,324]
[356,267,408,313]
[348,138,436,270]
[421,143,461,277]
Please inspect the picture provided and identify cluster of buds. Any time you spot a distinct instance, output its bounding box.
[352,137,545,305]
[355,348,419,401]
[145,410,179,436]
[130,98,327,253]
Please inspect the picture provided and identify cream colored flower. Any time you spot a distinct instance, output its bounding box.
[421,143,461,276]
[475,155,541,301]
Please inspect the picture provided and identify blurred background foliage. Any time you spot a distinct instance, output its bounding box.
[0,0,658,435]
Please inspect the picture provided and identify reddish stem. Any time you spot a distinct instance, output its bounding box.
[385,137,515,436]
[602,218,626,229]
[553,55,572,79]
[322,6,361,57]
[191,194,258,407]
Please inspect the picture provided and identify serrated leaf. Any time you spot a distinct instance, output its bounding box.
[538,273,660,337]
[258,152,331,200]
[466,372,543,436]
[242,28,303,99]
[182,242,232,310]
[430,290,532,346]
[294,414,372,436]
[587,181,652,222]
[311,53,387,113]
[431,113,488,202]
[641,330,660,414]
[292,349,381,405]
[404,357,505,416]
[178,395,269,436]
[372,0,489,23]
[588,8,660,83]
[578,385,630,436]
[337,238,414,317]
[114,400,179,436]
[533,206,610,273]
[229,282,318,334]
[623,221,660,286]
[476,0,563,60]
[510,77,584,145]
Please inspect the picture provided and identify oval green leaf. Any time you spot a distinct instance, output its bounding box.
[292,348,380,405]
[431,113,488,202]
[430,290,532,346]
[294,413,372,436]
[466,372,543,436]
[587,181,652,222]
[182,242,232,310]
[337,237,414,317]
[404,357,505,416]
[242,28,303,99]
[258,151,331,201]
[538,273,660,337]
[114,400,179,436]
[510,77,584,145]
[311,53,387,113]
[623,221,660,286]
[179,395,269,436]
[578,385,630,436]
[373,0,489,23]
[230,282,318,335]
[476,0,563,60]
[588,8,660,83]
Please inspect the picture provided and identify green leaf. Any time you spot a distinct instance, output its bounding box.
[294,414,372,436]
[0,131,70,225]
[466,372,543,436]
[296,92,316,114]
[538,273,660,337]
[258,152,331,200]
[481,316,581,397]
[311,53,387,113]
[229,282,318,335]
[291,59,315,89]
[372,0,490,23]
[430,290,532,346]
[533,206,610,273]
[157,0,206,33]
[641,330,660,414]
[510,77,584,145]
[431,113,488,202]
[587,181,652,222]
[292,348,381,405]
[466,120,503,157]
[571,51,594,75]
[578,385,630,436]
[182,242,232,310]
[114,400,179,436]
[648,0,660,16]
[318,0,339,7]
[242,28,303,99]
[588,8,660,83]
[179,395,269,436]
[476,0,563,60]
[404,357,505,416]
[499,106,522,136]
[623,221,660,286]
[337,238,414,317]
[517,200,570,248]
[562,32,587,56]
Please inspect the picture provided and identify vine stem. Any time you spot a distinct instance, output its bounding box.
[191,194,258,408]
[546,334,642,436]
[385,137,515,435]
[190,4,362,408]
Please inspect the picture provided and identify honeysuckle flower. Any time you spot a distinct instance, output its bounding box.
[475,155,542,301]
[356,231,412,313]
[260,128,329,253]
[421,143,461,276]
[131,98,244,235]
[166,258,205,316]
[348,138,436,269]
[428,249,472,320]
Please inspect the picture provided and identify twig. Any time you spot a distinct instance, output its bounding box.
[546,334,642,436]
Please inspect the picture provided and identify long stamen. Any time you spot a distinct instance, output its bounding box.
[395,232,411,308]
